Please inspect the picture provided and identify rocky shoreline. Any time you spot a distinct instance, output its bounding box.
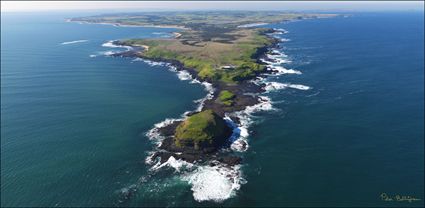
[111,30,281,166]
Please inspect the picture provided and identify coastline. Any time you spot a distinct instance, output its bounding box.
[94,20,301,202]
[114,27,288,189]
[111,29,281,133]
[67,19,189,30]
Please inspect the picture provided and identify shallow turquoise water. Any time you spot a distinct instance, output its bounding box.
[1,12,424,207]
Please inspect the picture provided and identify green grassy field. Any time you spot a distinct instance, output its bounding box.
[122,28,273,83]
[218,90,236,106]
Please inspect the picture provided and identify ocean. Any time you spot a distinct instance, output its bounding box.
[1,12,423,207]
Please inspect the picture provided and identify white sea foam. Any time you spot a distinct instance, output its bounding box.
[224,116,249,152]
[273,28,289,33]
[225,96,274,152]
[259,58,273,65]
[102,50,118,56]
[249,76,265,86]
[201,81,214,92]
[267,53,289,63]
[146,118,183,143]
[230,139,249,152]
[264,82,311,92]
[190,81,215,112]
[145,151,156,165]
[132,57,144,62]
[260,50,292,67]
[262,57,291,65]
[244,96,274,114]
[132,57,169,67]
[268,51,288,59]
[61,40,88,45]
[190,79,201,84]
[230,96,274,151]
[102,40,131,50]
[89,54,97,58]
[269,66,302,75]
[183,164,244,202]
[176,70,192,80]
[99,40,133,56]
[151,156,194,172]
[148,156,244,202]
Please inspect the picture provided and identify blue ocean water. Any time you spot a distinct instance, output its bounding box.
[1,12,424,207]
[1,12,206,207]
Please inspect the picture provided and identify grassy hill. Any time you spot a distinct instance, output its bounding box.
[174,110,230,150]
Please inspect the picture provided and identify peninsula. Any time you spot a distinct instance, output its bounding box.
[71,12,337,165]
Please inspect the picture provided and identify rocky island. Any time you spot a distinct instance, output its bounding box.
[71,11,337,166]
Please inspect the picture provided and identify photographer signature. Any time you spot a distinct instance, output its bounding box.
[380,193,421,203]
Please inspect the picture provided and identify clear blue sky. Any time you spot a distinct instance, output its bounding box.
[2,1,424,12]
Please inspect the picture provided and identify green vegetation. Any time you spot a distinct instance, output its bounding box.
[218,90,236,106]
[121,28,271,83]
[174,110,228,150]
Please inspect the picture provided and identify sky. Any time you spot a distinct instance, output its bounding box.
[2,1,424,13]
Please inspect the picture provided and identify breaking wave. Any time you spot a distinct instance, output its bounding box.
[263,82,311,92]
[151,156,194,172]
[60,39,88,45]
[102,40,132,50]
[183,164,244,202]
[226,96,275,152]
[268,66,302,75]
[146,118,183,144]
[98,40,133,56]
[147,156,245,203]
